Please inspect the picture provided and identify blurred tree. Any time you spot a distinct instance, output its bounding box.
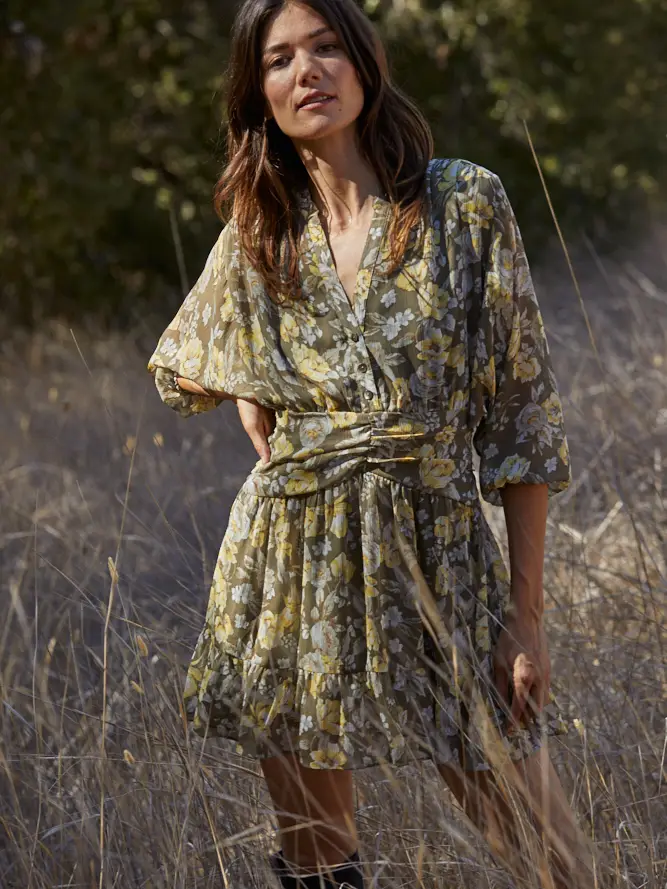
[372,0,667,229]
[1,0,233,324]
[1,0,666,324]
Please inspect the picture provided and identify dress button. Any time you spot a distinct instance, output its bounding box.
[350,333,360,342]
[358,363,368,373]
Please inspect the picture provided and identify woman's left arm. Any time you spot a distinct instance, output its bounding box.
[495,482,551,727]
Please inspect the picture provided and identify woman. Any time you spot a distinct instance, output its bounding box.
[148,1,595,887]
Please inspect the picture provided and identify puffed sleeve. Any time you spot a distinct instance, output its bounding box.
[470,172,571,505]
[148,228,235,418]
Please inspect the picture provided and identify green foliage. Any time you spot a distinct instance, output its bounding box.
[2,0,667,323]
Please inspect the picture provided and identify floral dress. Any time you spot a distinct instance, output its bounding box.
[148,158,571,771]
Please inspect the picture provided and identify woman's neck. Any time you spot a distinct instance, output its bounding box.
[296,131,383,229]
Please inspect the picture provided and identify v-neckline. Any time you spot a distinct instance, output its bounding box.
[301,191,391,329]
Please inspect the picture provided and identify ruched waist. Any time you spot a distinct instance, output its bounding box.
[243,410,478,501]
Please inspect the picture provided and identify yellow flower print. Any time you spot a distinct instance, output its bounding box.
[238,322,264,366]
[330,553,356,582]
[280,312,300,342]
[356,267,372,295]
[214,611,234,644]
[513,354,540,382]
[394,497,415,528]
[310,746,347,769]
[256,610,279,650]
[542,392,564,426]
[183,672,199,699]
[284,470,319,496]
[362,538,382,576]
[186,664,204,685]
[312,388,328,409]
[219,536,239,565]
[304,505,319,538]
[558,439,569,464]
[436,426,456,446]
[316,698,341,735]
[249,515,268,549]
[446,343,466,375]
[277,602,298,634]
[434,515,454,544]
[176,337,203,379]
[507,312,522,361]
[420,458,456,489]
[448,389,467,416]
[380,539,401,569]
[329,495,349,538]
[416,327,451,363]
[396,259,427,293]
[276,536,293,563]
[309,673,327,698]
[369,648,389,672]
[219,288,234,323]
[227,507,252,542]
[291,342,332,383]
[391,376,410,408]
[269,429,295,462]
[460,191,494,229]
[365,612,381,653]
[244,700,272,733]
[308,220,327,247]
[486,247,514,311]
[454,506,473,538]
[364,576,379,599]
[203,344,226,391]
[476,356,496,395]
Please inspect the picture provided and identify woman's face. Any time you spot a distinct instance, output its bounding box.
[261,2,365,145]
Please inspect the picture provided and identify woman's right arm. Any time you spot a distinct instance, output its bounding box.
[175,376,275,464]
[175,375,237,401]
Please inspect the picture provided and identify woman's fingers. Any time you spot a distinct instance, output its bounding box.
[236,399,274,464]
[511,654,540,726]
[249,427,271,463]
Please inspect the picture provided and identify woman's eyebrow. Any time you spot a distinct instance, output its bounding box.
[263,26,335,56]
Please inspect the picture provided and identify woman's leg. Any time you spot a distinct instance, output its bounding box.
[261,753,360,871]
[437,750,596,889]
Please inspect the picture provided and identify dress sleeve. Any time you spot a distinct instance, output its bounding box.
[470,172,571,505]
[147,228,235,418]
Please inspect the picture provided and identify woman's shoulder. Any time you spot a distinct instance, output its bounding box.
[426,157,505,202]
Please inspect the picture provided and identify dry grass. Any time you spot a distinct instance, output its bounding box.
[1,234,666,888]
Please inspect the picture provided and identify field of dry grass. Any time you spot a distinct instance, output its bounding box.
[1,232,666,888]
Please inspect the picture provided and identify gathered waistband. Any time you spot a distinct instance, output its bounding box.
[242,409,478,502]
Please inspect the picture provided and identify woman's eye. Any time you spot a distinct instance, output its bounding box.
[268,55,289,70]
[318,43,338,53]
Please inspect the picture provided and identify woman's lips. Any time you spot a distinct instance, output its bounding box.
[298,95,335,110]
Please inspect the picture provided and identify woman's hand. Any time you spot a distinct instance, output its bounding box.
[236,397,276,464]
[494,614,551,729]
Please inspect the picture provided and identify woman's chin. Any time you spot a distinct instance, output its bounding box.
[289,120,358,149]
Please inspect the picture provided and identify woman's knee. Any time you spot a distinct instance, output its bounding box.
[260,754,358,867]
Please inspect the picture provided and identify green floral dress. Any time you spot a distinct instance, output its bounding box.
[148,159,570,771]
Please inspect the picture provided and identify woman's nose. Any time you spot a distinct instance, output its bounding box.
[295,50,321,84]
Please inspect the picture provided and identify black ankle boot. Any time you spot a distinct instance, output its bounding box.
[269,849,365,889]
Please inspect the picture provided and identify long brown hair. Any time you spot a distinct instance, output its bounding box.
[215,0,434,302]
